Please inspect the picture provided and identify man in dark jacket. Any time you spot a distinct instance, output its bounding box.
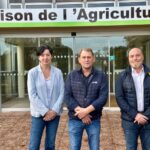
[65,48,108,150]
[115,47,150,150]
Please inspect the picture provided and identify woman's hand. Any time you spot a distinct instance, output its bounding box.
[43,110,57,121]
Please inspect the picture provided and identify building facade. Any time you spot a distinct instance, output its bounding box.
[0,0,150,111]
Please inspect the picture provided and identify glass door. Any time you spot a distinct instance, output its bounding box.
[109,35,150,107]
[74,36,109,106]
[1,34,150,109]
[0,36,74,108]
[74,35,150,107]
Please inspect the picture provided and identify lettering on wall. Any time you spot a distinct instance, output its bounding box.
[0,6,150,27]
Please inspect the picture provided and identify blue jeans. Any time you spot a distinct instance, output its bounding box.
[122,119,150,150]
[29,116,60,150]
[68,118,100,150]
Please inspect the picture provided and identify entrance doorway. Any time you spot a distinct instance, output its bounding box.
[0,34,150,109]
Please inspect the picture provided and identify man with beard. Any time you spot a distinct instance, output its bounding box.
[115,48,150,150]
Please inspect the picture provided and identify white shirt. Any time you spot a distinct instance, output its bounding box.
[132,67,144,112]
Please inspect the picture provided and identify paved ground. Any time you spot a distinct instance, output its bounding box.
[0,110,142,150]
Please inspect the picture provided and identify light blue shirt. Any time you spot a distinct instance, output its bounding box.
[27,65,64,117]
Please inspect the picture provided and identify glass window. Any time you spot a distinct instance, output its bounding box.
[25,0,52,3]
[73,35,150,107]
[25,4,52,8]
[87,2,115,7]
[119,1,147,6]
[0,37,73,108]
[56,0,83,2]
[87,0,115,1]
[56,3,83,8]
[110,35,150,107]
[75,37,109,106]
[9,4,22,8]
[9,0,22,3]
[1,35,150,109]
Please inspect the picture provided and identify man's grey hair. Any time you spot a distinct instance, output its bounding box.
[78,48,94,57]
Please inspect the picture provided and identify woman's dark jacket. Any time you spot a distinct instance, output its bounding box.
[115,64,150,122]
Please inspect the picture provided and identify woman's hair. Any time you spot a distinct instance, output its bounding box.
[37,45,53,56]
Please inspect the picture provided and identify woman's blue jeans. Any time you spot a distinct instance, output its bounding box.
[68,118,100,150]
[122,119,150,150]
[29,116,60,150]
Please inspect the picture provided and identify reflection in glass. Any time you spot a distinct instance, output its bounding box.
[75,37,109,106]
[0,35,150,109]
[0,37,73,108]
[110,35,150,107]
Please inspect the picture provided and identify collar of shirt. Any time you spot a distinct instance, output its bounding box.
[131,66,144,76]
[79,67,94,78]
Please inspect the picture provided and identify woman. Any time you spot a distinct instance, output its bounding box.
[27,45,64,150]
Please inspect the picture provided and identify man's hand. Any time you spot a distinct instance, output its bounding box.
[43,110,57,121]
[75,107,88,119]
[134,113,149,125]
[74,105,95,119]
[82,115,92,125]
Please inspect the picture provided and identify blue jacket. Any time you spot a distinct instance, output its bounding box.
[65,68,108,120]
[115,64,150,122]
[27,65,64,117]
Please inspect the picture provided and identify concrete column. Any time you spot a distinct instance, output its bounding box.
[17,45,25,98]
[4,47,11,98]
